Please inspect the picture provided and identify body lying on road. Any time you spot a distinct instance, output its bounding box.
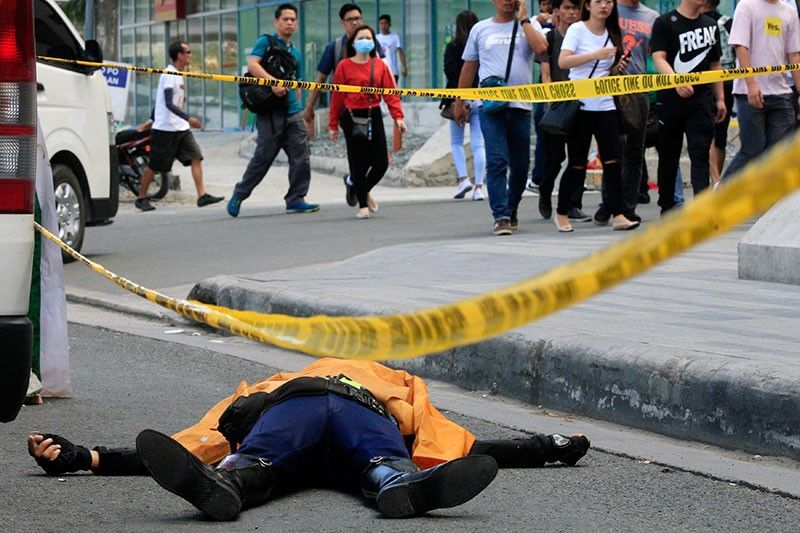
[27,358,589,521]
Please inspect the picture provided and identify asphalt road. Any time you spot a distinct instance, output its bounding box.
[66,192,661,294]
[2,322,798,532]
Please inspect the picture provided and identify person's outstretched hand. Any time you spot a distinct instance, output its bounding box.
[27,433,93,475]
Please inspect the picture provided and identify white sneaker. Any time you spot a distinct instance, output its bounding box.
[526,178,539,193]
[472,187,484,201]
[453,178,473,199]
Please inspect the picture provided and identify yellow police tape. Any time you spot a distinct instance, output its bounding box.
[36,132,800,361]
[38,55,800,103]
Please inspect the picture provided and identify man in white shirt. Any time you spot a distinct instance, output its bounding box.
[376,14,407,83]
[455,0,547,236]
[136,41,223,211]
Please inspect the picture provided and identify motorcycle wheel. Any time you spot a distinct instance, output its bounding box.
[123,155,170,200]
[139,155,169,200]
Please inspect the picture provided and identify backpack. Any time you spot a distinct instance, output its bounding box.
[239,34,298,115]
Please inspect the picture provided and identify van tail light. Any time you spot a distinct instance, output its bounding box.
[0,0,37,215]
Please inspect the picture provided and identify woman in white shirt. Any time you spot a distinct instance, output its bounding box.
[557,0,638,232]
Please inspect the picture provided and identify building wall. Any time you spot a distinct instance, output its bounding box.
[118,0,739,131]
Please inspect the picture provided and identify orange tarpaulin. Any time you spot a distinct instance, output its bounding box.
[171,358,476,470]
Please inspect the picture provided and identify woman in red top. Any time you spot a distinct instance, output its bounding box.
[330,25,407,219]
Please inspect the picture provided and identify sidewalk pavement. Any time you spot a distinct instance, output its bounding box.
[140,131,453,210]
[188,225,800,462]
[134,132,800,460]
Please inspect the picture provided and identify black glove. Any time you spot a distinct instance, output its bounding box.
[34,434,92,475]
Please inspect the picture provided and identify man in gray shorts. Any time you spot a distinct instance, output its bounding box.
[135,41,223,212]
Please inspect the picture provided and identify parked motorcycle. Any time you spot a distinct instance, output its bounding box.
[116,126,169,200]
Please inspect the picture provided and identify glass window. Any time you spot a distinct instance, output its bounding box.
[469,0,497,21]
[151,25,166,70]
[360,3,377,27]
[328,1,344,45]
[120,29,135,65]
[220,0,238,9]
[239,8,260,59]
[170,19,189,45]
[33,0,84,73]
[404,0,431,90]
[134,26,152,123]
[204,16,222,130]
[134,0,150,23]
[120,29,136,124]
[301,0,330,83]
[205,0,221,12]
[258,7,274,31]
[187,18,204,119]
[222,12,239,130]
[120,0,135,26]
[186,0,202,16]
[435,1,468,88]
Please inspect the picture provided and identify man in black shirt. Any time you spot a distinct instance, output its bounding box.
[650,0,726,214]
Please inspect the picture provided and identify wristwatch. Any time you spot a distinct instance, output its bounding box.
[520,18,531,25]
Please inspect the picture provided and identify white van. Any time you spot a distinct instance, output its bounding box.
[0,0,118,421]
[35,0,119,257]
[1,0,37,421]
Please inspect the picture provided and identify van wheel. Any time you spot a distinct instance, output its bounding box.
[53,164,85,263]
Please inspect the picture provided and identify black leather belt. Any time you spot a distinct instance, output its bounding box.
[325,375,394,423]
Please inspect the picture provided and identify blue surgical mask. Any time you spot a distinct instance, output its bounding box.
[354,39,375,55]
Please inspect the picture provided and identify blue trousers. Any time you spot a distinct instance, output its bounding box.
[234,394,409,490]
[723,93,795,180]
[480,107,532,221]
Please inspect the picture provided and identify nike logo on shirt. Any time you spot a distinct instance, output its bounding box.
[673,47,711,73]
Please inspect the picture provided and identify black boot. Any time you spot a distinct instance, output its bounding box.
[546,434,590,466]
[135,429,275,521]
[361,455,498,518]
[469,433,590,467]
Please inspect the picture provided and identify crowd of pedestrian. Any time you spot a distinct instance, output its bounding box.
[136,0,800,237]
[443,0,800,236]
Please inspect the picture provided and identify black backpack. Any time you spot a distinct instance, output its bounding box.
[239,34,298,115]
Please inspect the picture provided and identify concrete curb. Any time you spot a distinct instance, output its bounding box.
[188,273,800,461]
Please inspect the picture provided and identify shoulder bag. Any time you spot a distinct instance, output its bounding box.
[614,91,643,135]
[480,20,519,114]
[539,35,608,136]
[349,59,375,142]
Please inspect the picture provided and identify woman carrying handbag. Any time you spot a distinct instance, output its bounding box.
[330,25,407,219]
[441,10,486,201]
[556,0,638,232]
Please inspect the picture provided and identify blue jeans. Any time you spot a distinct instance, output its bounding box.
[450,106,486,184]
[723,93,795,179]
[480,107,532,221]
[236,394,409,490]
